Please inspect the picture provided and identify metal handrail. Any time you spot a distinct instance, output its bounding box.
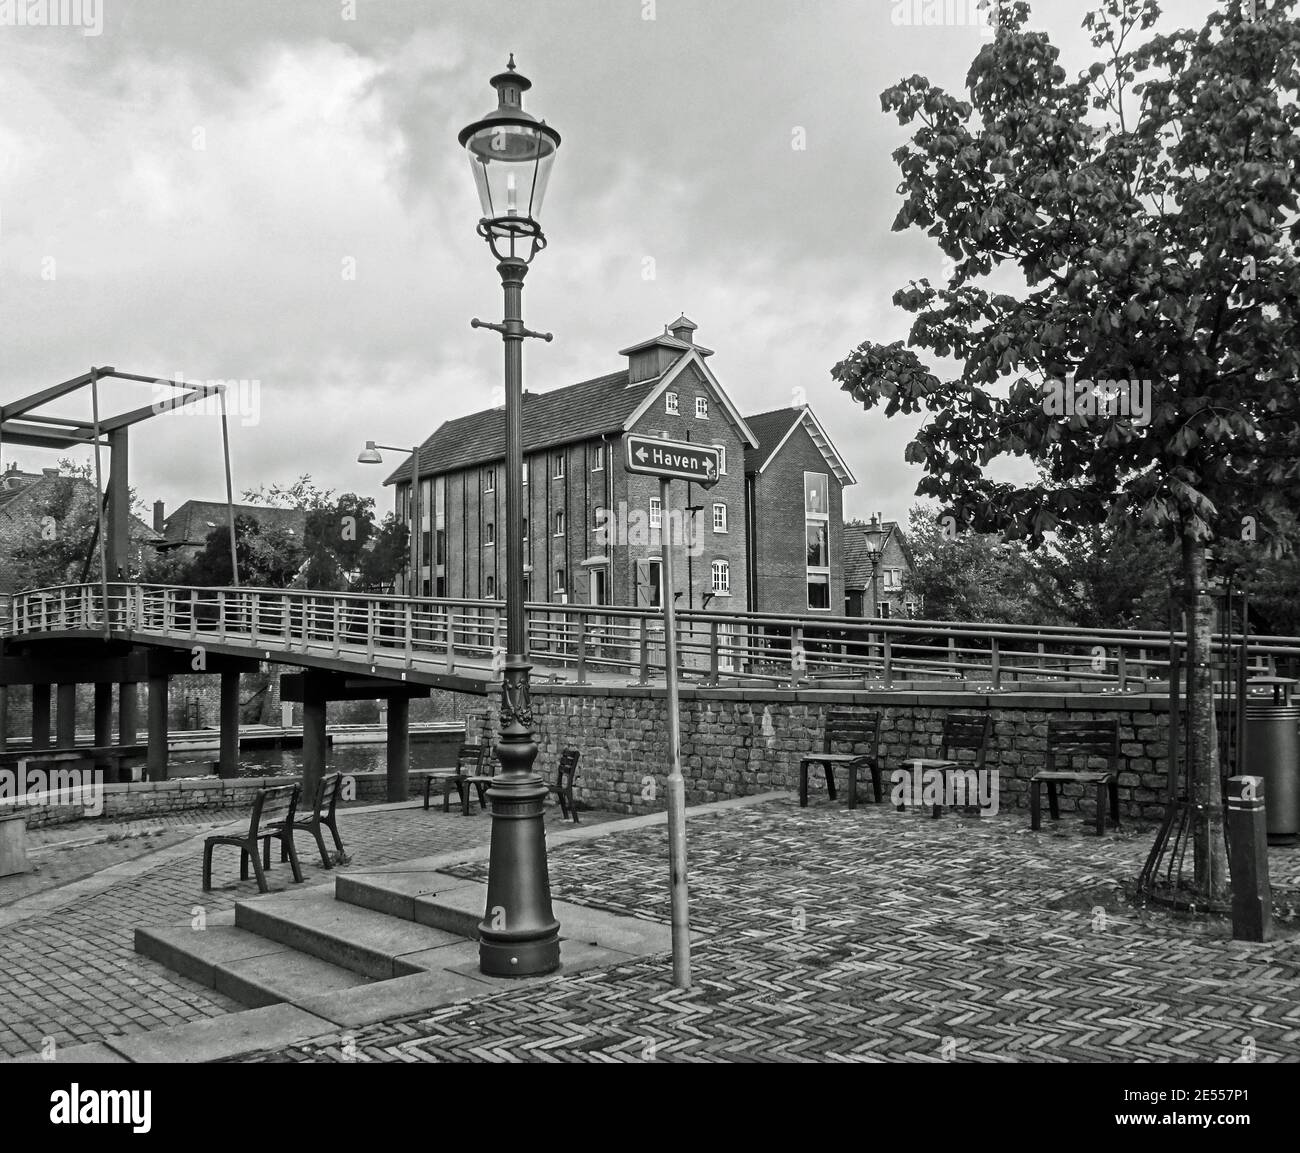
[6,582,1299,690]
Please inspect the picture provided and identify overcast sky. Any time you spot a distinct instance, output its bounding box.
[1,0,1217,526]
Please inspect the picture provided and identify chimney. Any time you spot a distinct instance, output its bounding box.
[153,500,165,532]
[43,467,59,477]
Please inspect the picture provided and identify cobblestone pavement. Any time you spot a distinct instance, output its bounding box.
[0,800,587,1059]
[245,798,1300,1063]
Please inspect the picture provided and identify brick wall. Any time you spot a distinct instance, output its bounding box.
[749,420,846,617]
[477,685,1172,819]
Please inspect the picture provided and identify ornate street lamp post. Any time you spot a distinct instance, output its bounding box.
[864,513,885,618]
[460,56,562,976]
[358,441,420,595]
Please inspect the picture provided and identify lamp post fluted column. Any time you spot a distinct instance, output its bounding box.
[475,256,561,977]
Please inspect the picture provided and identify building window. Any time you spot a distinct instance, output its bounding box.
[879,600,892,620]
[555,510,565,536]
[713,445,727,475]
[649,497,662,529]
[484,468,495,493]
[638,559,663,608]
[522,461,529,486]
[804,471,828,518]
[806,522,828,568]
[485,522,495,546]
[522,517,529,542]
[592,444,604,472]
[555,568,566,594]
[695,396,709,419]
[553,453,565,479]
[808,573,830,610]
[711,560,730,594]
[666,392,679,415]
[485,575,495,598]
[713,503,727,533]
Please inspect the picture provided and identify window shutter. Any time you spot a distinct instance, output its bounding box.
[635,559,653,607]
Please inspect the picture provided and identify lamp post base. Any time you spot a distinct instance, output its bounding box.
[478,659,561,977]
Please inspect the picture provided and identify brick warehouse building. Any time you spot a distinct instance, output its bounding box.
[383,317,856,619]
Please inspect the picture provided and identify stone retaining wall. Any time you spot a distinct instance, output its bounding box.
[509,686,1173,818]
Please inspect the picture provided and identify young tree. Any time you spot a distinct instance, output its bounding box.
[354,512,410,593]
[834,1,1300,900]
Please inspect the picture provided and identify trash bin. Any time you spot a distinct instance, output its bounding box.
[1244,703,1300,845]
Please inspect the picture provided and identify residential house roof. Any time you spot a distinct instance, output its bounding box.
[842,519,912,591]
[742,406,857,485]
[160,500,306,549]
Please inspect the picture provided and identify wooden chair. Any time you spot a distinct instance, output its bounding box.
[898,713,993,819]
[282,771,346,867]
[464,746,501,813]
[203,784,303,894]
[1030,717,1121,836]
[424,744,482,815]
[551,748,581,822]
[799,709,882,809]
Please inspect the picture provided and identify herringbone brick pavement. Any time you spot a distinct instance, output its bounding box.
[0,802,519,1058]
[245,799,1300,1063]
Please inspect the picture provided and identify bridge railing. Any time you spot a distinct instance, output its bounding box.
[8,582,1300,691]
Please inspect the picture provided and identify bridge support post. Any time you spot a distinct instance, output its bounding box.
[56,683,77,748]
[386,695,410,803]
[118,682,138,746]
[31,684,51,750]
[218,672,241,780]
[147,674,169,782]
[301,673,327,805]
[0,686,8,753]
[93,683,113,778]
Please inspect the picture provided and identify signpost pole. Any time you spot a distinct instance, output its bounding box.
[659,476,691,989]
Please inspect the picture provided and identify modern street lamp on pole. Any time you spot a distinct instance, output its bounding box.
[358,441,420,595]
[460,56,562,977]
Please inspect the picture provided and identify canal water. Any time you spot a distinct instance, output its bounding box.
[161,741,457,779]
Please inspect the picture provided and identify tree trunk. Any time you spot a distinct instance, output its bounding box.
[1183,535,1229,903]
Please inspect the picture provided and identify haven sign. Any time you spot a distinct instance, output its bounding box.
[624,435,720,488]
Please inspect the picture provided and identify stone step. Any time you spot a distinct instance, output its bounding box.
[335,869,680,958]
[134,919,373,1009]
[234,889,468,979]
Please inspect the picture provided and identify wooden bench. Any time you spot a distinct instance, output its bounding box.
[1030,717,1121,836]
[464,746,502,812]
[424,744,482,816]
[282,771,346,868]
[202,784,303,894]
[551,748,581,822]
[799,709,882,810]
[898,712,992,819]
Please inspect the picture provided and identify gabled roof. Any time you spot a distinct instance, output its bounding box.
[383,348,757,486]
[383,370,651,486]
[743,405,857,485]
[162,500,305,547]
[842,520,912,591]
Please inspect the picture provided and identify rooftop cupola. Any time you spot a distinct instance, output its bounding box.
[619,315,713,384]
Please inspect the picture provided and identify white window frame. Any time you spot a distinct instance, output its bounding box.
[522,461,529,486]
[665,392,679,415]
[592,444,604,472]
[484,468,495,494]
[695,396,709,419]
[555,568,566,595]
[554,510,565,537]
[713,503,727,533]
[711,559,730,594]
[713,444,727,475]
[485,522,495,547]
[553,453,565,480]
[649,497,662,529]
